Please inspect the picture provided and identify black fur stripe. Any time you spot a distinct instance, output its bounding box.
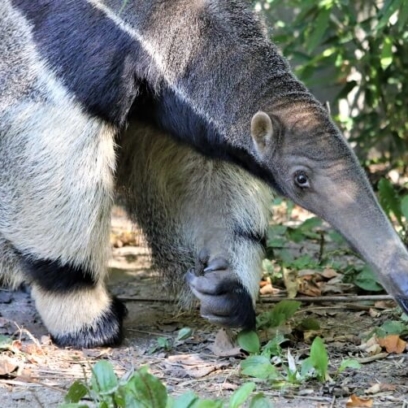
[21,256,97,293]
[52,297,128,348]
[12,0,142,127]
[234,226,267,248]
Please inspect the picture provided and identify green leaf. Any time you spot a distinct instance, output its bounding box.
[240,356,278,380]
[300,357,314,378]
[354,265,383,292]
[309,337,329,382]
[64,380,88,403]
[397,1,408,31]
[248,393,273,408]
[328,231,346,245]
[376,0,400,31]
[156,337,171,351]
[229,382,256,408]
[170,391,198,408]
[380,320,407,336]
[126,367,168,408]
[91,361,118,395]
[261,333,286,358]
[267,237,286,248]
[378,178,403,226]
[307,8,331,52]
[338,359,361,374]
[286,227,306,243]
[380,36,393,70]
[267,225,287,248]
[192,401,223,408]
[298,318,321,331]
[270,300,301,324]
[257,300,301,329]
[299,217,323,232]
[0,335,13,350]
[176,327,193,342]
[291,254,318,269]
[117,387,148,408]
[401,195,408,220]
[237,330,260,354]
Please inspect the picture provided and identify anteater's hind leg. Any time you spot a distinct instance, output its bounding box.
[0,105,126,348]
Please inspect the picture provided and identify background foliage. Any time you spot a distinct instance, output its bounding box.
[256,0,408,170]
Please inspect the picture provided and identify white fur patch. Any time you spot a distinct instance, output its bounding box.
[31,284,111,335]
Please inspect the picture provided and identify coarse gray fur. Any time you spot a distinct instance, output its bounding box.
[116,122,272,304]
[1,0,408,348]
[0,0,273,345]
[0,1,116,340]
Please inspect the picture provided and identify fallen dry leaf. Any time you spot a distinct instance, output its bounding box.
[346,394,373,407]
[366,343,382,355]
[298,269,322,278]
[283,268,299,298]
[209,329,242,357]
[358,335,382,355]
[303,330,323,343]
[321,268,339,279]
[368,308,380,318]
[221,382,239,391]
[374,300,396,309]
[320,283,343,294]
[165,354,228,378]
[259,278,271,287]
[22,344,44,356]
[365,383,396,394]
[0,355,18,377]
[40,335,52,346]
[365,383,381,395]
[259,283,280,295]
[378,335,406,354]
[297,277,321,297]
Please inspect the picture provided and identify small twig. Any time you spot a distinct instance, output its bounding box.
[13,322,43,349]
[119,295,394,304]
[295,304,372,313]
[127,328,173,337]
[0,379,66,392]
[330,395,336,408]
[118,297,174,303]
[318,231,325,263]
[259,295,393,304]
[356,352,389,364]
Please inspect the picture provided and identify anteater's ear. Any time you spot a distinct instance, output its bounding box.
[251,111,274,154]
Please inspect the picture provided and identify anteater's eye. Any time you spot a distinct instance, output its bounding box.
[294,171,310,188]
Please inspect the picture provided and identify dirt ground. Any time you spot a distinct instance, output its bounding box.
[0,208,408,408]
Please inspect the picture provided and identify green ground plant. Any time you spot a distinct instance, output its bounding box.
[237,301,360,386]
[62,361,272,408]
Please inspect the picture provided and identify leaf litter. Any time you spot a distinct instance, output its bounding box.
[0,206,407,406]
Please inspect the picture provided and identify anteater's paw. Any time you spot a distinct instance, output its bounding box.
[186,256,255,330]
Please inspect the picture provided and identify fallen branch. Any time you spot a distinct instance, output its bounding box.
[118,297,174,303]
[118,294,394,304]
[258,294,394,303]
